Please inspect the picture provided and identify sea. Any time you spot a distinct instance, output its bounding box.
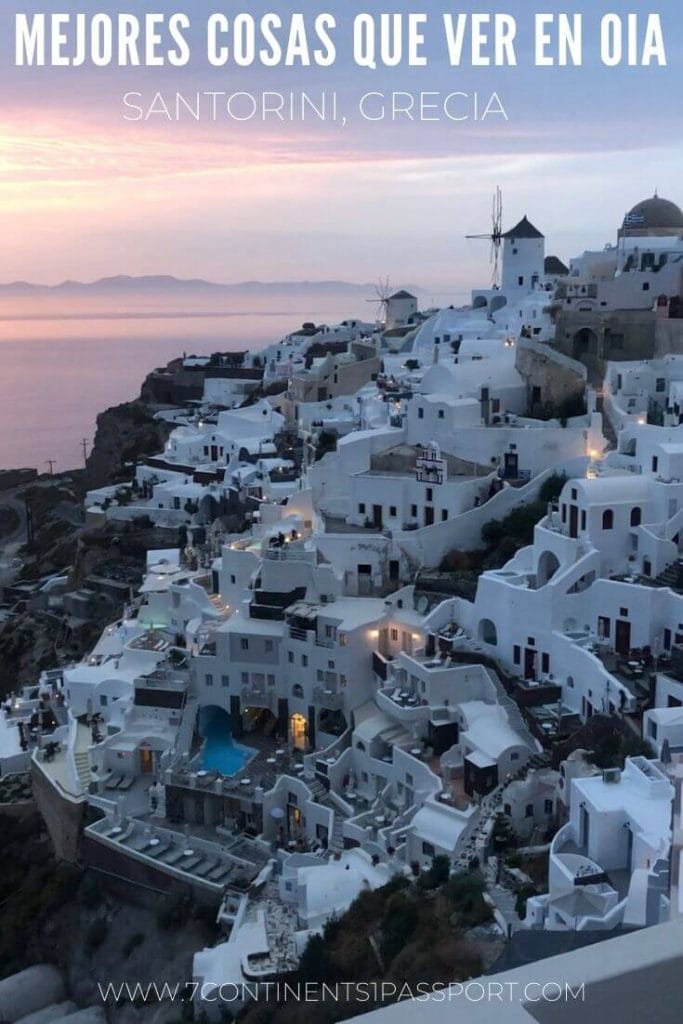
[0,292,368,473]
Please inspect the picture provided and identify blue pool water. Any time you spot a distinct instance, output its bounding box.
[198,706,256,776]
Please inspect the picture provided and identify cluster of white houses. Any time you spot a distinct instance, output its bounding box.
[8,193,683,1015]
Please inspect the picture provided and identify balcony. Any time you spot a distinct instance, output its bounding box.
[313,686,344,710]
[241,686,274,711]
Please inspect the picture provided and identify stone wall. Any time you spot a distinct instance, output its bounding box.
[552,309,656,382]
[654,317,683,356]
[31,762,84,863]
[515,339,586,412]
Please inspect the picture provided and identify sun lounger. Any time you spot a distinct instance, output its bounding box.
[180,855,203,873]
[208,864,231,883]
[194,859,218,878]
[146,842,171,859]
[105,774,124,790]
[163,848,186,866]
[118,775,135,791]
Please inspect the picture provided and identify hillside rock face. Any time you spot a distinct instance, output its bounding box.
[85,401,170,489]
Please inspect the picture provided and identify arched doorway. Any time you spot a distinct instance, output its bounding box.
[290,713,308,751]
[537,550,560,587]
[572,328,601,383]
[478,618,498,645]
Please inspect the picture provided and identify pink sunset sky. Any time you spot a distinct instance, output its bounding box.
[1,0,681,294]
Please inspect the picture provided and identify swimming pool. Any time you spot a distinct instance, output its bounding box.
[198,705,256,776]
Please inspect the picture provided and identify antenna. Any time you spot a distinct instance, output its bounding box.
[466,187,503,289]
[366,276,392,324]
[45,459,56,476]
[81,437,89,466]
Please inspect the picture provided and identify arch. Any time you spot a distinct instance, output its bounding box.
[490,294,508,314]
[289,712,308,751]
[472,295,488,310]
[602,509,614,530]
[571,328,602,383]
[478,618,498,646]
[292,683,304,699]
[630,506,642,527]
[537,550,561,587]
[563,618,577,633]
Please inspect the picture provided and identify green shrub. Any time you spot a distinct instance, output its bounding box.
[538,472,568,504]
[381,893,418,960]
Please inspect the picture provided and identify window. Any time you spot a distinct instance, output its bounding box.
[267,674,275,686]
[441,510,448,522]
[630,507,642,527]
[598,617,611,639]
[265,640,273,653]
[418,407,424,419]
[99,695,108,707]
[241,672,248,684]
[389,505,397,517]
[620,607,628,617]
[240,638,249,650]
[649,720,658,740]
[410,504,418,518]
[221,675,229,688]
[518,276,524,287]
[422,841,435,857]
[288,651,294,664]
[426,488,433,502]
[205,674,213,687]
[510,752,519,762]
[390,628,398,642]
[230,574,236,584]
[581,510,586,531]
[302,654,308,667]
[656,378,666,392]
[541,653,550,674]
[653,456,659,473]
[544,799,553,814]
[358,503,366,514]
[438,409,445,419]
[513,645,521,665]
[602,509,614,530]
[525,804,533,818]
[571,488,577,500]
[504,803,512,815]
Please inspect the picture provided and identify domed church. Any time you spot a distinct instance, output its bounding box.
[619,193,683,238]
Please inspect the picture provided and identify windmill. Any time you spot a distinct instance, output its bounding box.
[466,187,503,289]
[366,276,392,324]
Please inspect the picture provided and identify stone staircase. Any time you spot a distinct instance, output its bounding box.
[489,883,524,933]
[73,749,91,792]
[307,778,327,800]
[329,813,345,853]
[654,561,683,593]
